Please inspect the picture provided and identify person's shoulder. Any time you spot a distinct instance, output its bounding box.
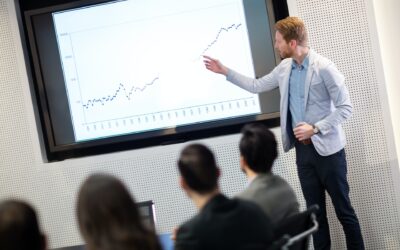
[270,174,291,184]
[278,58,293,68]
[236,197,266,213]
[177,214,201,236]
[175,218,200,250]
[235,186,254,200]
[267,174,297,192]
[310,50,335,70]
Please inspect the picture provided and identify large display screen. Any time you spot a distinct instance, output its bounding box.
[53,0,260,141]
[22,0,280,161]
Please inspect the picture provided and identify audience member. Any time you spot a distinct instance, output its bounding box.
[0,199,46,250]
[236,123,299,225]
[175,143,274,250]
[76,173,162,250]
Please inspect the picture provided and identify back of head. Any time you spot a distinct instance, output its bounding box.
[0,200,45,250]
[77,173,161,250]
[275,16,308,46]
[240,123,278,173]
[178,144,219,194]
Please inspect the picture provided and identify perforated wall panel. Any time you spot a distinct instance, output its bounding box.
[0,0,399,249]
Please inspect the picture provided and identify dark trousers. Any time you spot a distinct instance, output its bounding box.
[295,143,364,250]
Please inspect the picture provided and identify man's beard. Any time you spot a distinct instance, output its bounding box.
[280,50,293,59]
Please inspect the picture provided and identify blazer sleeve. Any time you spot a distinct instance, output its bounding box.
[225,64,282,94]
[314,62,353,135]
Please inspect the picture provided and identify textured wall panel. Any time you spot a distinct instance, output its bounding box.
[0,0,399,249]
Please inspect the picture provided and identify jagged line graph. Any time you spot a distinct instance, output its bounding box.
[82,76,159,109]
[200,23,242,56]
[54,0,260,141]
[81,23,243,110]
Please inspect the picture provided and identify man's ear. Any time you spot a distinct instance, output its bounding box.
[179,176,188,190]
[289,39,297,48]
[240,155,247,171]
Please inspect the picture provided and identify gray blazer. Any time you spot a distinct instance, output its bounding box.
[236,173,299,226]
[227,49,353,156]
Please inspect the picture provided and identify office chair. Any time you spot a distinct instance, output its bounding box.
[269,204,319,250]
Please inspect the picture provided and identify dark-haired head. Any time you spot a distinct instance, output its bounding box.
[239,123,278,173]
[0,200,46,250]
[77,173,161,250]
[178,144,219,194]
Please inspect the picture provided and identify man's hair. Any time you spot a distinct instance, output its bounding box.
[0,200,45,250]
[275,16,308,46]
[77,173,161,250]
[178,144,219,194]
[239,123,278,173]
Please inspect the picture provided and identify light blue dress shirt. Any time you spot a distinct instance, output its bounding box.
[289,55,309,129]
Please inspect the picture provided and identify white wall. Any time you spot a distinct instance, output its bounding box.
[371,0,400,165]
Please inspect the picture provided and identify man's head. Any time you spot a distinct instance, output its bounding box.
[274,16,308,58]
[0,200,46,250]
[177,144,219,196]
[239,123,278,175]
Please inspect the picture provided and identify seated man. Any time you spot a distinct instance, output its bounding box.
[236,123,300,226]
[0,199,47,250]
[175,143,274,250]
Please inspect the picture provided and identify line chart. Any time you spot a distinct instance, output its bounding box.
[82,76,159,109]
[200,23,242,56]
[53,0,260,141]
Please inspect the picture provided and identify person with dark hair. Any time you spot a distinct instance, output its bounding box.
[203,16,364,250]
[236,123,299,226]
[175,143,274,250]
[76,173,162,250]
[0,199,46,250]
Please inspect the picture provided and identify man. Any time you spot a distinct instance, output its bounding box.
[236,123,299,226]
[0,200,47,250]
[175,143,274,250]
[203,16,364,249]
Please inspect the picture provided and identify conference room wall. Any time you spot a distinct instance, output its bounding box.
[370,0,400,169]
[0,0,399,249]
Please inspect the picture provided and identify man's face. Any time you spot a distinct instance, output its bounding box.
[274,31,293,59]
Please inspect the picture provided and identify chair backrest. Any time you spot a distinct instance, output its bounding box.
[270,205,319,250]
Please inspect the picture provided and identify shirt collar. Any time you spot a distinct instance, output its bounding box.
[291,53,310,70]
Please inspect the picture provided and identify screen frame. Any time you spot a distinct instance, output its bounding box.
[19,0,280,161]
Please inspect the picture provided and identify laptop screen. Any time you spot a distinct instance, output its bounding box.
[158,233,174,250]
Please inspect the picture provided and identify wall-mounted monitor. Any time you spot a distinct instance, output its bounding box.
[20,0,280,161]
